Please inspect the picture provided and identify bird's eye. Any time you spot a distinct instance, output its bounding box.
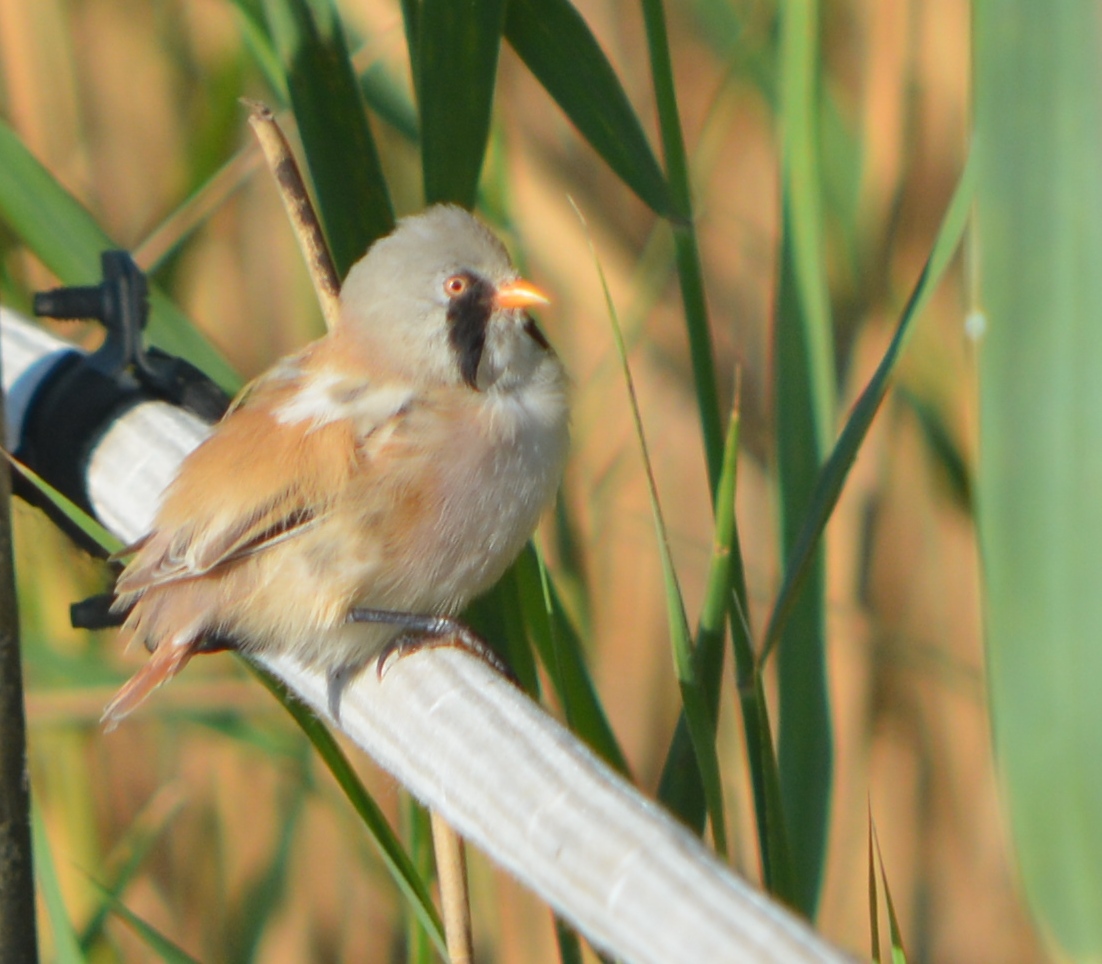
[444,275,469,298]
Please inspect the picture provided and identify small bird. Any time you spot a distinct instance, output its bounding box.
[103,205,569,724]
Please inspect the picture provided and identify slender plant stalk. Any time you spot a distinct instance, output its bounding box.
[773,214,831,917]
[553,917,585,964]
[246,100,342,331]
[640,0,786,886]
[773,0,835,917]
[639,0,723,492]
[404,798,437,964]
[778,0,836,441]
[264,0,394,275]
[0,372,38,963]
[575,201,728,856]
[431,810,474,964]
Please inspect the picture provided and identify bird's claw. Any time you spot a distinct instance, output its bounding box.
[345,608,515,683]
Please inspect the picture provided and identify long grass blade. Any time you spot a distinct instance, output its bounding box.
[778,0,835,441]
[0,118,239,390]
[230,0,289,100]
[403,797,436,964]
[85,878,201,964]
[31,807,84,964]
[771,0,836,917]
[465,560,542,698]
[639,0,724,493]
[79,790,184,952]
[974,3,1102,954]
[757,155,973,908]
[262,0,394,276]
[747,671,796,902]
[579,205,727,853]
[5,456,122,556]
[249,665,447,956]
[761,150,976,663]
[399,0,421,84]
[418,0,506,207]
[773,216,831,918]
[513,543,630,775]
[504,0,676,219]
[133,144,262,274]
[868,814,881,964]
[657,386,795,891]
[656,391,739,826]
[226,787,305,964]
[871,819,908,964]
[553,917,585,964]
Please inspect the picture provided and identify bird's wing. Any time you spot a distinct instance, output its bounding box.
[114,355,414,598]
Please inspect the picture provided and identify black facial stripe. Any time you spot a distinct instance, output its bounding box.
[446,272,494,389]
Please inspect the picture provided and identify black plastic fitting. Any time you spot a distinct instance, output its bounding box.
[15,251,230,552]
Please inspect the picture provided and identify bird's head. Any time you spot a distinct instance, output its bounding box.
[339,205,556,392]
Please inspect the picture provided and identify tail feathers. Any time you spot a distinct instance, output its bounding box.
[102,642,197,730]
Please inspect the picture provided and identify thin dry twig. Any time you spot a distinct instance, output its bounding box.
[244,99,342,330]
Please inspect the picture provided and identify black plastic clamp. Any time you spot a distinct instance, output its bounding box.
[14,251,230,550]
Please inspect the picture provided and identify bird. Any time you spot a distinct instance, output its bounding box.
[102,204,570,725]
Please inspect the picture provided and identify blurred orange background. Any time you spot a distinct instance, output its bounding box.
[0,0,1044,960]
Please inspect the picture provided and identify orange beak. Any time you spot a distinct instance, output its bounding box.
[494,278,551,310]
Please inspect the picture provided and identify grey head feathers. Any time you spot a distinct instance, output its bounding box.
[338,205,552,391]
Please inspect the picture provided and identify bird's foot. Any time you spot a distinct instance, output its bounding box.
[346,608,515,683]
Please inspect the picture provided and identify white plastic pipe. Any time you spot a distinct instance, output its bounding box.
[0,307,853,963]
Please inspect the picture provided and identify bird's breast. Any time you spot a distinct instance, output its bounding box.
[362,378,568,612]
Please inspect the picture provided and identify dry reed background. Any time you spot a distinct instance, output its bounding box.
[0,0,1046,960]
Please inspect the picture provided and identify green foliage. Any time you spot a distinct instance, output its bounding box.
[505,0,677,219]
[0,0,1010,958]
[0,118,239,390]
[251,668,447,955]
[975,2,1102,956]
[416,0,506,207]
[868,816,908,964]
[263,0,394,274]
[32,807,84,963]
[86,878,202,964]
[585,214,727,854]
